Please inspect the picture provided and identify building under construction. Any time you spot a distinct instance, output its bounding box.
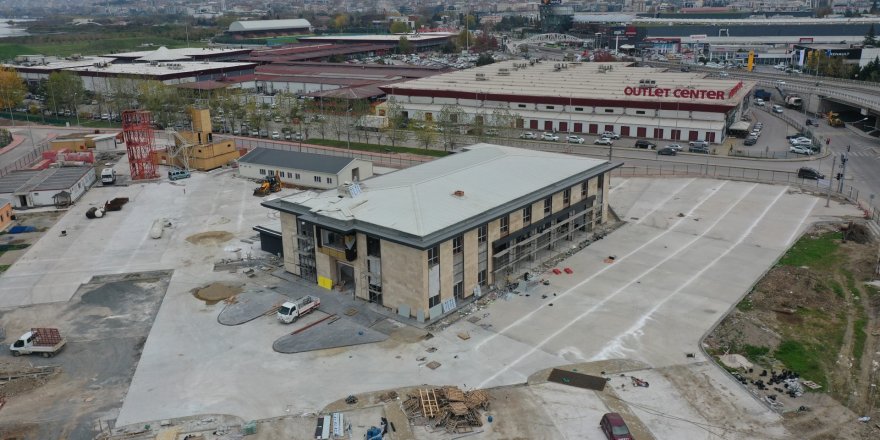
[262,144,617,322]
[154,108,240,171]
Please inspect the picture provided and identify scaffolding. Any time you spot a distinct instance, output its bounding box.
[122,110,158,180]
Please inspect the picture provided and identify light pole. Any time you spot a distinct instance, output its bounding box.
[73,92,81,127]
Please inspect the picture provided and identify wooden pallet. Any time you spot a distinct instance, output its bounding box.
[419,388,439,418]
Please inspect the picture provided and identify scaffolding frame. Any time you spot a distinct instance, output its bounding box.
[122,110,158,180]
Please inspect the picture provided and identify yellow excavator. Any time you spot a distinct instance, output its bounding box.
[827,111,845,128]
[253,174,282,196]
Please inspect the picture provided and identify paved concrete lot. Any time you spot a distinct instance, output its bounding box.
[109,176,861,437]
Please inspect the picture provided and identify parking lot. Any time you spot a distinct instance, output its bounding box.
[0,165,863,438]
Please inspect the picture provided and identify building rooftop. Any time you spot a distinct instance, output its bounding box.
[0,167,92,194]
[67,61,256,78]
[105,46,251,61]
[239,148,356,175]
[264,144,615,247]
[385,60,753,106]
[5,56,116,72]
[228,19,312,33]
[300,32,456,43]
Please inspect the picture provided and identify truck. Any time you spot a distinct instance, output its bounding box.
[10,328,66,357]
[754,89,772,101]
[784,94,803,109]
[100,168,117,185]
[277,296,321,324]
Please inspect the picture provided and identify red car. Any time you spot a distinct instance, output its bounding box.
[600,412,634,440]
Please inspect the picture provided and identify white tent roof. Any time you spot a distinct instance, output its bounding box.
[228,19,312,33]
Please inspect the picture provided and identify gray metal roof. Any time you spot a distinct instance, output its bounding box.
[228,19,312,33]
[0,167,92,195]
[263,144,620,249]
[238,148,355,175]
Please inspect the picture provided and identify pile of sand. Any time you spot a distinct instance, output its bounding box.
[185,231,234,245]
[192,282,243,305]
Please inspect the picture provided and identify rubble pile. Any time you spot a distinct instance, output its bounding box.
[402,386,490,434]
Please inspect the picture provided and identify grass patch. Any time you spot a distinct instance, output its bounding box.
[742,344,770,359]
[305,138,449,157]
[778,231,842,268]
[0,265,8,272]
[829,280,846,299]
[775,340,825,387]
[866,284,880,298]
[736,297,754,312]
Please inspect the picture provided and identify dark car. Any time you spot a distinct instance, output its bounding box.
[797,167,824,180]
[634,139,656,149]
[689,145,710,154]
[657,146,677,156]
[743,137,757,146]
[805,119,815,126]
[600,413,634,440]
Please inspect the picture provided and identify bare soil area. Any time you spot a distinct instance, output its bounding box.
[706,223,880,439]
[186,230,234,245]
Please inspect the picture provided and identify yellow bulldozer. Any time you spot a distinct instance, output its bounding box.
[827,111,845,128]
[253,174,282,196]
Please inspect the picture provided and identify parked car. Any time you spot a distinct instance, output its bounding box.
[744,137,757,146]
[689,145,710,154]
[542,133,559,141]
[785,133,807,140]
[688,140,709,148]
[755,99,765,106]
[666,143,684,152]
[750,128,761,137]
[600,413,634,440]
[271,131,280,139]
[566,135,585,144]
[797,167,824,180]
[657,146,677,156]
[485,128,499,136]
[790,145,814,155]
[634,140,656,149]
[595,137,614,145]
[601,131,621,140]
[789,137,812,146]
[249,130,259,136]
[520,132,537,139]
[754,122,763,129]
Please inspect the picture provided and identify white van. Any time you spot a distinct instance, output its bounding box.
[101,168,117,185]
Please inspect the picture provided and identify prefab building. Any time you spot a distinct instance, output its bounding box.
[0,167,96,208]
[237,148,373,190]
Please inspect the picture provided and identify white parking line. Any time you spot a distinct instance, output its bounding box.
[476,182,754,386]
[632,178,696,225]
[785,197,819,246]
[590,186,789,361]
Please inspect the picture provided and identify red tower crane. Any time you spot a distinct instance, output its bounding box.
[121,110,158,180]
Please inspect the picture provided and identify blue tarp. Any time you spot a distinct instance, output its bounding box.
[8,226,36,234]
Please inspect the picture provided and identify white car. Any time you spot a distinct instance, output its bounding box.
[755,99,765,106]
[271,131,280,139]
[542,133,559,141]
[595,137,614,146]
[601,131,621,140]
[789,137,812,146]
[666,144,684,151]
[566,135,585,144]
[520,132,537,139]
[789,145,813,155]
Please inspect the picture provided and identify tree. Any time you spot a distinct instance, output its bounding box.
[333,14,349,30]
[866,23,877,46]
[437,104,464,150]
[390,21,409,34]
[456,30,475,51]
[398,36,413,54]
[46,71,85,113]
[414,124,437,149]
[0,68,27,115]
[384,97,407,147]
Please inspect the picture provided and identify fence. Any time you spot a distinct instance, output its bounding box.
[610,162,877,219]
[222,136,434,169]
[0,142,50,177]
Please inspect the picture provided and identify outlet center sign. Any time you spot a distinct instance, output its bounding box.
[624,86,728,100]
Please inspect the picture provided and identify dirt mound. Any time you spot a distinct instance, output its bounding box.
[186,231,234,245]
[0,366,59,398]
[843,223,873,244]
[192,282,243,305]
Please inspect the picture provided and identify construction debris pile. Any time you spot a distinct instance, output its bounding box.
[403,386,490,434]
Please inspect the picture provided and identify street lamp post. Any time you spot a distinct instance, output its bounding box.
[73,92,81,127]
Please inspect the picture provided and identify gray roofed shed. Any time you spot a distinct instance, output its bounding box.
[238,148,355,174]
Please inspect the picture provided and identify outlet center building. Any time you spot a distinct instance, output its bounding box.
[381,61,756,144]
[263,144,617,322]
